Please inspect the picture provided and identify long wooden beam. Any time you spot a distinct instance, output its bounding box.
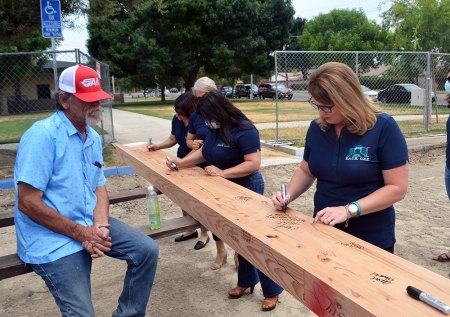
[115,144,450,317]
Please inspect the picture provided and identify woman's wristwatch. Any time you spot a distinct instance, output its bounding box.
[345,202,361,227]
[346,202,359,218]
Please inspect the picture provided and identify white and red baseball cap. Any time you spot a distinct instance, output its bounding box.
[58,64,112,102]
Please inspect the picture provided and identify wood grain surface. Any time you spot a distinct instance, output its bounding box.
[116,143,450,317]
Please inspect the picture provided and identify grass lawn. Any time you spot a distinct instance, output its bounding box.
[260,119,447,148]
[115,98,450,123]
[1,99,448,144]
[115,99,448,146]
[115,99,317,123]
[0,112,53,144]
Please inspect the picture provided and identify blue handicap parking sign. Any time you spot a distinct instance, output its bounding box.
[40,0,62,38]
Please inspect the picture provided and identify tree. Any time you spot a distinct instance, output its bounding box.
[298,9,391,52]
[87,0,173,99]
[284,17,310,79]
[297,9,392,73]
[87,0,295,96]
[0,0,87,114]
[382,0,450,52]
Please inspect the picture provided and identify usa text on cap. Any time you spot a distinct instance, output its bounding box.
[59,64,111,103]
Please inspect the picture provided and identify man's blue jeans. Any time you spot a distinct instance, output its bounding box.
[445,166,450,200]
[31,217,159,317]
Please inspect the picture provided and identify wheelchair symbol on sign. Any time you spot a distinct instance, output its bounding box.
[45,1,56,15]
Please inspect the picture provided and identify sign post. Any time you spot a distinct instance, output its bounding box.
[40,0,63,91]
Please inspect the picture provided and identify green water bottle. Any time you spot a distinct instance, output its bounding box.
[147,185,161,230]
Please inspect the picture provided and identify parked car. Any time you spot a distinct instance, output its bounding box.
[143,88,161,96]
[258,83,293,99]
[144,88,154,94]
[377,84,435,104]
[219,86,233,98]
[169,87,178,93]
[234,84,258,98]
[361,85,378,101]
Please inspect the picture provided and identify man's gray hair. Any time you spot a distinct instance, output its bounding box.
[54,91,72,110]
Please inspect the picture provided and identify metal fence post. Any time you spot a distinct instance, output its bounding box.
[274,51,279,141]
[75,49,80,64]
[424,52,432,132]
[51,39,58,92]
[355,51,359,77]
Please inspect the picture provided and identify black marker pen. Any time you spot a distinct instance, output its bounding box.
[166,156,178,171]
[407,286,450,315]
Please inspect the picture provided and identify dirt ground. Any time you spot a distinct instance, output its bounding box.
[0,146,449,317]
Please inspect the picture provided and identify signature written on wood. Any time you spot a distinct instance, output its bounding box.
[266,214,306,231]
[370,272,394,285]
[337,241,364,250]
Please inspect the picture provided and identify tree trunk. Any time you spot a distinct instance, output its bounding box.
[0,81,8,115]
[160,84,166,102]
[184,64,201,93]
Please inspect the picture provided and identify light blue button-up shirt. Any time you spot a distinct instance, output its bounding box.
[14,111,106,264]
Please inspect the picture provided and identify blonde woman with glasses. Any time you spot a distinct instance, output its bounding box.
[273,62,409,253]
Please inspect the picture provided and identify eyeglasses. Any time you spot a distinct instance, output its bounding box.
[308,97,335,113]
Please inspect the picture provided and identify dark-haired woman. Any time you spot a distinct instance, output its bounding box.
[147,92,204,245]
[166,91,283,311]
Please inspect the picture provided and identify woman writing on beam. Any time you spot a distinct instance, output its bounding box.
[166,91,283,311]
[273,62,409,253]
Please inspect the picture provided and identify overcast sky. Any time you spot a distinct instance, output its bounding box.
[58,0,391,53]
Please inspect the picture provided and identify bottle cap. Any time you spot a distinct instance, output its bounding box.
[148,185,154,191]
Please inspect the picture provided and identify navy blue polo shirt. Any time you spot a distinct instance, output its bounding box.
[201,120,260,171]
[304,113,408,249]
[188,112,209,140]
[170,115,190,158]
[188,112,211,168]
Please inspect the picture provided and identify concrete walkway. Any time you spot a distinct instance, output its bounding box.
[112,109,172,144]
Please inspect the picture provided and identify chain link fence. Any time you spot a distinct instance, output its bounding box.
[0,49,114,147]
[268,51,450,143]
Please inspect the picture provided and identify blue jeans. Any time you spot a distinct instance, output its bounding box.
[233,172,284,298]
[31,217,159,317]
[445,166,450,200]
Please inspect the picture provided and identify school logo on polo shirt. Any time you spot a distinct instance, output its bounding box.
[216,139,230,148]
[345,145,371,161]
